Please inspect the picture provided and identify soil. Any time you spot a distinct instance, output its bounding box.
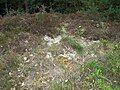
[0,12,120,41]
[61,13,120,41]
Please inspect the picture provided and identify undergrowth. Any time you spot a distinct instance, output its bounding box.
[84,43,120,89]
[51,42,120,90]
[0,51,21,89]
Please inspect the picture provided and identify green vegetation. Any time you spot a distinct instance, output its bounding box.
[76,26,85,36]
[51,43,120,90]
[60,26,83,54]
[51,80,73,90]
[83,43,120,89]
[0,0,120,20]
[63,36,83,54]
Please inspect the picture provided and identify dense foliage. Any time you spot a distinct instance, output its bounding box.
[0,0,120,19]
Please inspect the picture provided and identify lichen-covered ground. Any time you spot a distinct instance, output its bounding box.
[0,13,120,90]
[0,31,109,90]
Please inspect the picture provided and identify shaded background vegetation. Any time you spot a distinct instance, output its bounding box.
[0,0,120,20]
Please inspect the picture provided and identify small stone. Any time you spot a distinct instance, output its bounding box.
[18,69,21,72]
[34,64,38,67]
[25,49,28,51]
[36,72,39,74]
[21,82,25,86]
[91,54,97,57]
[96,24,99,27]
[23,57,27,60]
[46,52,52,59]
[0,45,3,47]
[90,88,94,90]
[18,75,21,77]
[9,72,12,76]
[93,40,100,43]
[42,81,47,84]
[65,79,68,82]
[81,37,84,39]
[29,54,34,57]
[91,54,94,57]
[47,79,50,82]
[26,59,30,63]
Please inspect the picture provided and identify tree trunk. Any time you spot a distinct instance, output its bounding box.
[5,0,8,13]
[25,0,28,13]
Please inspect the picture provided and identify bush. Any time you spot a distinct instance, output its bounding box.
[0,0,120,20]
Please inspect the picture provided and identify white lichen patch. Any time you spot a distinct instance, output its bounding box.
[44,35,62,46]
[57,51,77,60]
[62,46,77,60]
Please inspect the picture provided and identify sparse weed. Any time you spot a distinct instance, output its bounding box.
[76,26,85,36]
[51,80,73,90]
[60,26,83,54]
[63,36,83,54]
[82,43,120,90]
